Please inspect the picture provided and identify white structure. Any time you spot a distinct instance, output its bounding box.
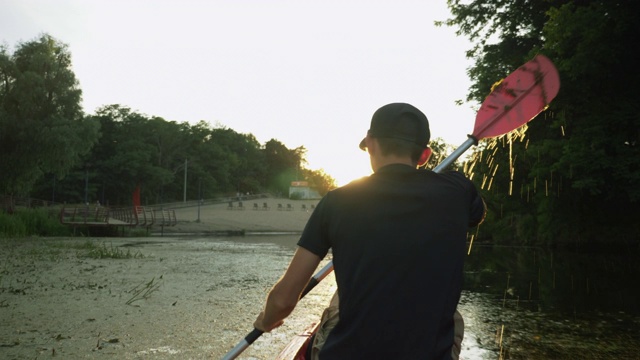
[288,181,321,200]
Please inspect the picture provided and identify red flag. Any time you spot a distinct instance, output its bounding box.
[132,185,141,207]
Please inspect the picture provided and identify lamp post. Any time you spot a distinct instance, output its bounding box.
[84,167,89,206]
[83,165,90,221]
[52,176,56,204]
[196,178,201,223]
[183,158,188,203]
[172,159,189,204]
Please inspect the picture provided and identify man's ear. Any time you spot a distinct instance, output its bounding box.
[365,136,377,155]
[417,147,432,167]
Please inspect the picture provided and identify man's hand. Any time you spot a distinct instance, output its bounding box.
[253,311,284,332]
[252,247,322,333]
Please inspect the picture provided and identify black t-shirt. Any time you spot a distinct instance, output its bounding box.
[298,164,485,360]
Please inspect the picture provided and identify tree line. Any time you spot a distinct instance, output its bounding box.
[0,34,336,208]
[444,0,640,246]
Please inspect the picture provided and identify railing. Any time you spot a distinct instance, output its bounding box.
[153,208,177,227]
[59,205,176,229]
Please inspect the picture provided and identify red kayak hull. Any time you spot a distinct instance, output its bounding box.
[275,322,320,360]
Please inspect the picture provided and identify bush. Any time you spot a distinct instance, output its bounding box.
[0,208,71,237]
[0,212,27,237]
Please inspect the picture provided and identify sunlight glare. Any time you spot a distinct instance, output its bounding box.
[309,150,372,188]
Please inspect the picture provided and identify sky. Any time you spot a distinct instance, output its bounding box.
[1,0,478,186]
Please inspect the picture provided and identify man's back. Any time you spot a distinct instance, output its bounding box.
[298,164,484,359]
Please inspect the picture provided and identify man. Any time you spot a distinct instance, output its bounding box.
[254,103,485,359]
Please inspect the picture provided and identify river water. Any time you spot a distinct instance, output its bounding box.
[460,244,640,359]
[241,235,640,359]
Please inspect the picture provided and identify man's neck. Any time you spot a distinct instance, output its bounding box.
[372,155,415,172]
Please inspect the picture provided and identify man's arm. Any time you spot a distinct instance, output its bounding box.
[470,195,487,227]
[254,246,322,332]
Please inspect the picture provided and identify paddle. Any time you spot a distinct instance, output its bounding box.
[220,54,560,360]
[434,54,560,172]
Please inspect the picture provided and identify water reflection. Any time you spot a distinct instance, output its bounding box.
[464,245,640,315]
[461,245,640,358]
[458,292,497,359]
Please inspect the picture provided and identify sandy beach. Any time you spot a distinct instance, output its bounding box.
[0,198,337,359]
[162,198,320,235]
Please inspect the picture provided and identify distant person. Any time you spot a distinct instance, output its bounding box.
[253,103,486,359]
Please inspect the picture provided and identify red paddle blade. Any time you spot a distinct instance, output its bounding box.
[473,54,560,140]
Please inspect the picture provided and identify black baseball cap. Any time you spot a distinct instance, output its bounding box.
[359,103,430,150]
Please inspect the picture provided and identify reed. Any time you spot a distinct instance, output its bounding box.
[86,242,144,259]
[126,276,162,305]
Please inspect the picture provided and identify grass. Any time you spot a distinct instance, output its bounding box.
[0,238,145,263]
[0,208,71,237]
[0,208,153,238]
[85,242,144,259]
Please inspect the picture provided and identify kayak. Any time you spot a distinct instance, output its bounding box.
[275,311,465,360]
[275,322,319,360]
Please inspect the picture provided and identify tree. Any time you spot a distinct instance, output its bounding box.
[0,34,99,196]
[538,2,640,243]
[444,1,640,245]
[263,139,306,196]
[207,127,266,195]
[301,168,337,196]
[422,137,460,171]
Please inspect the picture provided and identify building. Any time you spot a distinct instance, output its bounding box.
[288,181,321,200]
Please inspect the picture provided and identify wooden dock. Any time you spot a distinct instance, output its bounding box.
[59,205,177,235]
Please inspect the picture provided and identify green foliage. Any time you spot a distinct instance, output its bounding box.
[264,139,306,195]
[446,0,640,245]
[301,168,337,196]
[0,212,27,237]
[289,192,303,200]
[24,100,322,205]
[423,137,461,171]
[0,34,99,196]
[85,242,144,259]
[0,208,70,237]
